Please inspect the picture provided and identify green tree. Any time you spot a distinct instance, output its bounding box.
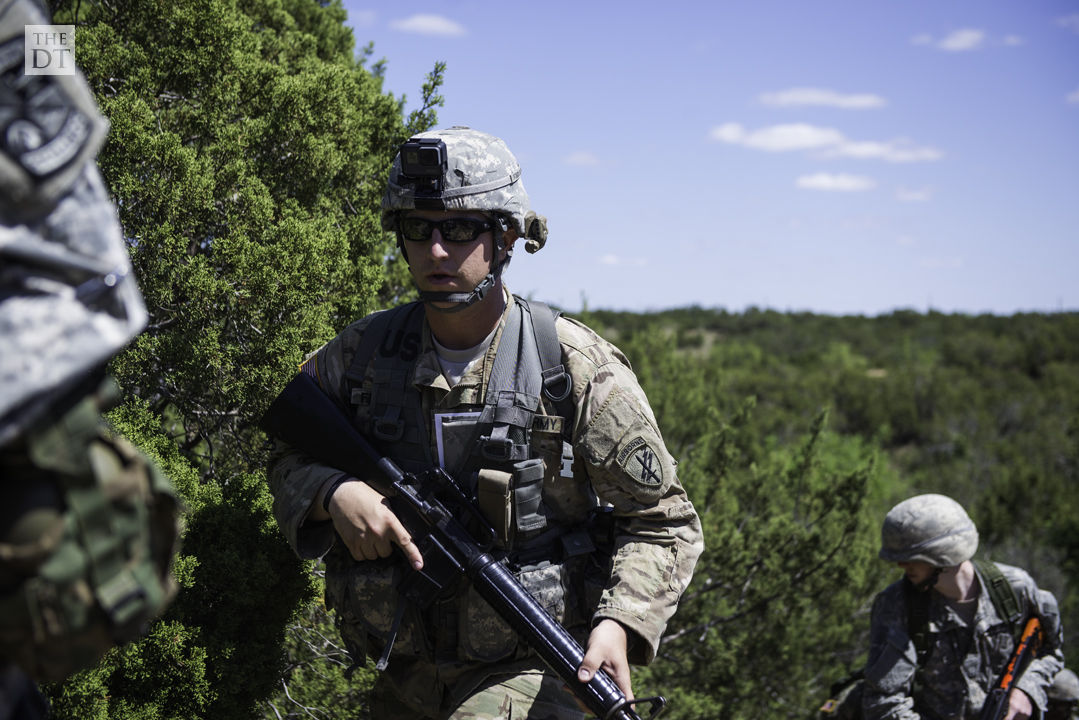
[580,307,1078,712]
[44,0,441,716]
[632,404,883,718]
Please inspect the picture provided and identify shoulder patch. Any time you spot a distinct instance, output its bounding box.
[617,436,664,488]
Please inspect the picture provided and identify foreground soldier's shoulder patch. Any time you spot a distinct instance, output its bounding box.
[616,436,664,490]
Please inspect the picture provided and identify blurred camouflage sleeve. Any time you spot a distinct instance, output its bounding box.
[1,0,146,442]
[561,317,704,664]
[0,0,109,218]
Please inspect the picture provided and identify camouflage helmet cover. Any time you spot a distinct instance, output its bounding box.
[879,493,979,567]
[1049,668,1079,702]
[381,126,547,252]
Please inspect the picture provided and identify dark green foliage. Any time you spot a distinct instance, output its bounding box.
[634,407,882,717]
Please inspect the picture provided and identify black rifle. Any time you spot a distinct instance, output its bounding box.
[977,616,1043,720]
[262,371,666,720]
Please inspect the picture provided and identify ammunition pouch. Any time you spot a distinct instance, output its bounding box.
[476,459,547,547]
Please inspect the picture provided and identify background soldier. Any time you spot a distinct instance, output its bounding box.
[1047,668,1079,720]
[863,493,1063,720]
[0,1,180,716]
[267,126,704,719]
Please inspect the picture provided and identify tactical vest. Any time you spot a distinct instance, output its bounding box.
[327,297,611,672]
[345,296,579,548]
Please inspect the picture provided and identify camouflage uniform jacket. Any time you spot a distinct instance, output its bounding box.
[863,562,1064,720]
[268,293,703,681]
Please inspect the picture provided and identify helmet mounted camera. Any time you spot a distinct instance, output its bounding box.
[398,136,448,208]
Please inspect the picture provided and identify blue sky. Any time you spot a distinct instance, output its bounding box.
[340,1,1079,316]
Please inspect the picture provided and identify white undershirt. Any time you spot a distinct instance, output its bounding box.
[433,325,497,387]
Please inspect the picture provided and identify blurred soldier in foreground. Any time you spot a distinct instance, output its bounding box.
[1047,668,1079,720]
[266,126,704,718]
[0,0,179,716]
[863,493,1064,720]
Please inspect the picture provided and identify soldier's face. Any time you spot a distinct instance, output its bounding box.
[401,210,512,296]
[897,560,936,586]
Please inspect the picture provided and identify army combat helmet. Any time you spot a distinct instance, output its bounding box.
[1049,668,1079,703]
[381,126,547,311]
[879,493,979,567]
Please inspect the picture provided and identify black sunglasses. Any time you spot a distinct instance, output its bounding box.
[398,216,495,244]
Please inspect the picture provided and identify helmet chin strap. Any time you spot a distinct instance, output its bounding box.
[418,266,501,313]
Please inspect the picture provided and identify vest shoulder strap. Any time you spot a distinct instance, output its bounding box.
[514,296,574,438]
[973,558,1023,629]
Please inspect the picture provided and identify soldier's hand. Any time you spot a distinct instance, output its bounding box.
[1003,687,1033,720]
[324,479,424,570]
[577,618,633,701]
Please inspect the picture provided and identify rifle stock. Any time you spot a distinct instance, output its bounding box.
[263,371,666,720]
[977,616,1043,720]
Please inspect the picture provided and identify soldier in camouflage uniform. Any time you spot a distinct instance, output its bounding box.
[1047,668,1079,720]
[0,1,180,716]
[863,494,1063,720]
[267,126,704,719]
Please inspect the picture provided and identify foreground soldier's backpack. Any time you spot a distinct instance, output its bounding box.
[818,560,1024,719]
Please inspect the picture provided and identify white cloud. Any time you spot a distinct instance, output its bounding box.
[896,186,934,202]
[897,235,917,247]
[796,173,876,192]
[710,122,845,151]
[910,33,934,46]
[711,122,942,163]
[1003,35,1024,47]
[1057,14,1079,34]
[759,87,887,109]
[389,14,466,36]
[937,28,986,51]
[1067,88,1079,105]
[563,151,600,167]
[829,139,943,163]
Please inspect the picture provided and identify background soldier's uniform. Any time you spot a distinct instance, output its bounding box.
[863,562,1064,720]
[269,292,704,718]
[0,1,180,714]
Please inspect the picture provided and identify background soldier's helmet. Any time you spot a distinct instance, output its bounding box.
[1049,668,1079,702]
[879,493,978,567]
[381,126,548,253]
